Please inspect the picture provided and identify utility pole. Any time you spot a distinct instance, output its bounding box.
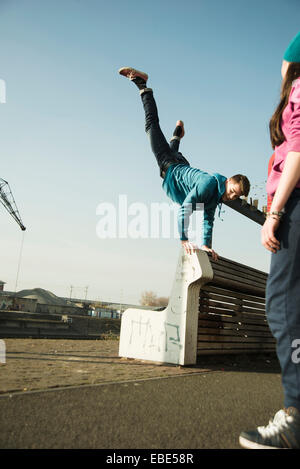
[119,288,123,318]
[14,231,25,292]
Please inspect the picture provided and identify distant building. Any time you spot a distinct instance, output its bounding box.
[89,306,121,319]
[0,295,37,313]
[0,281,6,292]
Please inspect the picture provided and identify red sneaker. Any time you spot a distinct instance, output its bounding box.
[118,67,148,82]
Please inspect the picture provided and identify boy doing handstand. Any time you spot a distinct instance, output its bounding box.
[119,67,250,260]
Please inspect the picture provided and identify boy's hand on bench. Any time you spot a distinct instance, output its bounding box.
[181,240,199,255]
[181,241,219,261]
[201,245,219,261]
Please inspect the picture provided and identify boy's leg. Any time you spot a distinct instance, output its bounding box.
[169,120,185,152]
[169,138,180,152]
[140,88,176,176]
[119,67,190,177]
[141,91,190,176]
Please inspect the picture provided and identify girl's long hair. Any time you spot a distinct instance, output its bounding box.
[269,62,300,149]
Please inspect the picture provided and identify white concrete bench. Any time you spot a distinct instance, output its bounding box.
[119,247,275,365]
[119,247,213,365]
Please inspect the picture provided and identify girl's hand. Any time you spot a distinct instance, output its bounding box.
[261,217,281,253]
[201,245,219,261]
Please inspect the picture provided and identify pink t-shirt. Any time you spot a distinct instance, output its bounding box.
[267,77,300,197]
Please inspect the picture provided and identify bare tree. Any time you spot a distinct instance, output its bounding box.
[140,290,157,306]
[140,291,169,307]
[155,296,169,307]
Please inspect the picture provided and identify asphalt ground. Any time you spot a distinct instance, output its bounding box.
[0,339,284,451]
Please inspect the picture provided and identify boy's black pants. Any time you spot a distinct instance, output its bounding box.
[140,89,190,178]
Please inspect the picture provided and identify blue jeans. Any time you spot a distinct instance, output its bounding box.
[266,189,300,410]
[140,89,190,178]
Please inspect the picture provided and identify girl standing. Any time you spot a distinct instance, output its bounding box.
[240,31,300,449]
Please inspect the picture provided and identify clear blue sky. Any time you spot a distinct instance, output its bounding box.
[0,0,299,304]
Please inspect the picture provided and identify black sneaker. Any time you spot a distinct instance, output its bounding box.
[239,407,300,449]
[171,120,185,141]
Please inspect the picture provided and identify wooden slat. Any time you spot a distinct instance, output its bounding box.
[197,334,275,344]
[211,266,267,287]
[199,291,243,305]
[210,258,268,281]
[208,277,265,297]
[241,305,266,314]
[197,342,274,350]
[198,323,271,335]
[201,285,266,303]
[242,300,265,310]
[199,307,237,317]
[199,305,267,317]
[199,294,265,312]
[198,322,273,335]
[200,298,242,312]
[199,303,266,316]
[197,346,275,355]
[198,329,274,339]
[198,311,268,322]
[210,256,268,279]
[212,270,266,290]
[198,306,268,322]
[211,267,266,285]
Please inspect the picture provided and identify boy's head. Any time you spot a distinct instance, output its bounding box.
[222,174,250,202]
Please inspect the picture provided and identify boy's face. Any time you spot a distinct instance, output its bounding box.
[222,178,242,202]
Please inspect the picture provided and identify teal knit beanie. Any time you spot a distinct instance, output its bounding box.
[284,31,300,63]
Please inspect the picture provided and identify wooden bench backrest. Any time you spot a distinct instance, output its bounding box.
[197,256,275,355]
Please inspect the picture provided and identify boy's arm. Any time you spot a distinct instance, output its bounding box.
[202,206,214,247]
[201,207,218,260]
[177,187,197,243]
[178,186,219,260]
[177,179,216,240]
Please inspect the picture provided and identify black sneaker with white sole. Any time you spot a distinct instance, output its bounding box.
[239,407,300,449]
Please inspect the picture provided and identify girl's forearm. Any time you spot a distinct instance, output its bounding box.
[271,151,300,212]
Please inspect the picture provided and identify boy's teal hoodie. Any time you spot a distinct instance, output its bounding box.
[162,164,227,247]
